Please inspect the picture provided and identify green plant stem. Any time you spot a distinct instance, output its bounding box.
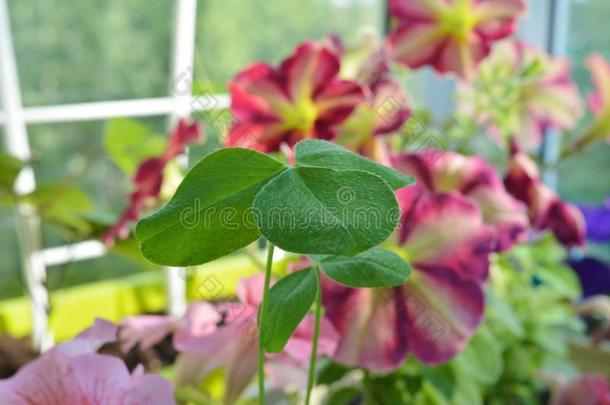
[258,242,275,405]
[305,266,322,405]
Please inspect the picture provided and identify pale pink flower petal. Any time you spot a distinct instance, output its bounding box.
[0,350,175,405]
[120,315,178,353]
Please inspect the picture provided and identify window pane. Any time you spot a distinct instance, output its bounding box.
[194,0,384,91]
[8,0,172,106]
[557,0,610,204]
[567,0,610,92]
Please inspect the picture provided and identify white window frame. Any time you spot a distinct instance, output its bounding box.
[0,0,229,351]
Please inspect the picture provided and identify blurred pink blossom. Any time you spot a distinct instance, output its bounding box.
[0,318,175,405]
[225,40,365,153]
[387,0,526,79]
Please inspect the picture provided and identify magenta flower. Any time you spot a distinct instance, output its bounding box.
[391,150,528,251]
[226,41,365,153]
[102,120,202,245]
[327,35,411,158]
[387,0,526,79]
[551,374,610,405]
[322,188,494,370]
[120,276,338,402]
[458,40,583,150]
[504,140,585,248]
[0,319,175,405]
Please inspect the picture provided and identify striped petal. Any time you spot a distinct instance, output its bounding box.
[321,281,409,372]
[398,190,494,281]
[388,23,447,70]
[587,54,610,115]
[504,141,585,247]
[314,80,365,126]
[322,266,485,369]
[403,266,485,364]
[467,186,528,251]
[388,0,441,22]
[391,151,499,193]
[229,63,292,122]
[475,0,527,39]
[279,42,341,102]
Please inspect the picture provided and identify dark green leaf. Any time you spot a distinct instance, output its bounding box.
[0,153,24,192]
[261,267,318,353]
[294,140,414,190]
[104,118,167,174]
[316,360,351,385]
[136,148,286,266]
[313,247,411,288]
[253,167,399,255]
[323,387,362,405]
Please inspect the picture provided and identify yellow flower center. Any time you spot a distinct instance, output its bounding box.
[439,0,477,42]
[283,97,318,134]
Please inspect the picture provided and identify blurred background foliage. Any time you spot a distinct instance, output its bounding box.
[0,0,609,300]
[0,0,383,299]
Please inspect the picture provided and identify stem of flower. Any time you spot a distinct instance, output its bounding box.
[305,266,322,405]
[258,241,274,405]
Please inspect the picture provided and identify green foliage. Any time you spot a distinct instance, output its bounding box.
[453,326,503,386]
[253,167,399,255]
[0,153,24,194]
[26,182,94,236]
[480,235,585,403]
[103,119,167,174]
[294,140,414,190]
[136,148,286,266]
[261,267,319,353]
[312,247,411,288]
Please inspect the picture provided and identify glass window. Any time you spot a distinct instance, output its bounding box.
[194,0,384,92]
[8,0,173,106]
[556,0,610,204]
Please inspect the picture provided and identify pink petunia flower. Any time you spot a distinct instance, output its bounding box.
[391,150,529,251]
[102,120,202,245]
[457,40,583,150]
[120,276,338,402]
[225,41,365,153]
[329,34,412,159]
[504,140,585,248]
[0,318,175,405]
[322,189,494,370]
[551,374,610,405]
[387,0,526,79]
